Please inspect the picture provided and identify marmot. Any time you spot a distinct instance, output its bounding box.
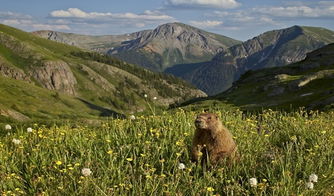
[191,113,239,165]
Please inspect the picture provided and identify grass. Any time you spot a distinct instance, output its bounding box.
[0,76,106,120]
[1,107,333,195]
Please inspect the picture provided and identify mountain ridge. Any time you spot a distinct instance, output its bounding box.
[33,22,241,72]
[0,24,206,121]
[168,25,334,95]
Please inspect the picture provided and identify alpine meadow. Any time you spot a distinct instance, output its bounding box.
[1,0,334,195]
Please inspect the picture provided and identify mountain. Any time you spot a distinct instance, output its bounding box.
[34,22,241,72]
[0,24,206,121]
[32,30,148,53]
[185,43,334,111]
[167,25,334,95]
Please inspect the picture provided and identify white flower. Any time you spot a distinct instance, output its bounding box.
[178,163,185,170]
[153,97,157,100]
[5,124,12,130]
[306,181,314,189]
[129,115,136,120]
[144,94,148,98]
[12,138,21,145]
[309,173,318,183]
[27,127,33,133]
[81,168,92,176]
[249,177,258,187]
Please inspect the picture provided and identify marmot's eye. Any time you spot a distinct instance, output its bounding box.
[208,117,211,120]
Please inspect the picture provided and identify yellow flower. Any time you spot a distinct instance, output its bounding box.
[176,140,184,146]
[74,163,80,167]
[206,187,214,192]
[126,158,133,162]
[56,161,62,165]
[107,150,113,155]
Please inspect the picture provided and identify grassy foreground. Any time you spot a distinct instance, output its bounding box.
[1,108,334,195]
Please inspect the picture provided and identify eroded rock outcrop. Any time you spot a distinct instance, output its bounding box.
[31,61,77,95]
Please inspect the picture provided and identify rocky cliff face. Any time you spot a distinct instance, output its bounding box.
[169,26,334,95]
[0,61,30,81]
[31,61,77,96]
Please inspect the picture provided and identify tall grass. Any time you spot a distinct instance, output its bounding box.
[1,108,334,195]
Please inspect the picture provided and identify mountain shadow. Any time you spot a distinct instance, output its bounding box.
[78,98,125,118]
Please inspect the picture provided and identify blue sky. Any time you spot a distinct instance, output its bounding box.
[1,0,334,40]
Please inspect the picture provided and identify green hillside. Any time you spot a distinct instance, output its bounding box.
[0,76,118,122]
[0,24,206,121]
[187,43,334,111]
[169,25,334,95]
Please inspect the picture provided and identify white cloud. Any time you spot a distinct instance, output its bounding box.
[213,11,279,25]
[0,11,32,20]
[254,4,334,18]
[165,0,240,9]
[50,8,174,21]
[0,11,71,32]
[51,8,88,18]
[190,20,223,28]
[31,24,71,31]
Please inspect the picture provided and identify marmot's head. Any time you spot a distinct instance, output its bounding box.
[195,113,219,130]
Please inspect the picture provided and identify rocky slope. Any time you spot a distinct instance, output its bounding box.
[196,43,334,111]
[32,30,148,53]
[0,24,206,121]
[167,26,334,95]
[34,23,241,72]
[109,23,241,71]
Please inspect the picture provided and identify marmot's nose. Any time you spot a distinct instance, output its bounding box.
[195,119,201,124]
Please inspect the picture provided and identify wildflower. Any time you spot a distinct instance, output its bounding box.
[126,158,133,162]
[178,163,186,170]
[55,161,62,165]
[153,97,157,100]
[306,182,314,189]
[309,174,318,183]
[290,135,297,142]
[129,115,136,120]
[107,150,113,155]
[5,124,12,130]
[249,177,258,187]
[81,168,92,176]
[27,127,33,133]
[12,139,21,145]
[144,94,148,98]
[206,187,214,192]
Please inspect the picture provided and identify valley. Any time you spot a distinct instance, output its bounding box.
[2,1,334,195]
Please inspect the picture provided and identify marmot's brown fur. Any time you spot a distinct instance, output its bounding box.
[191,113,239,165]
